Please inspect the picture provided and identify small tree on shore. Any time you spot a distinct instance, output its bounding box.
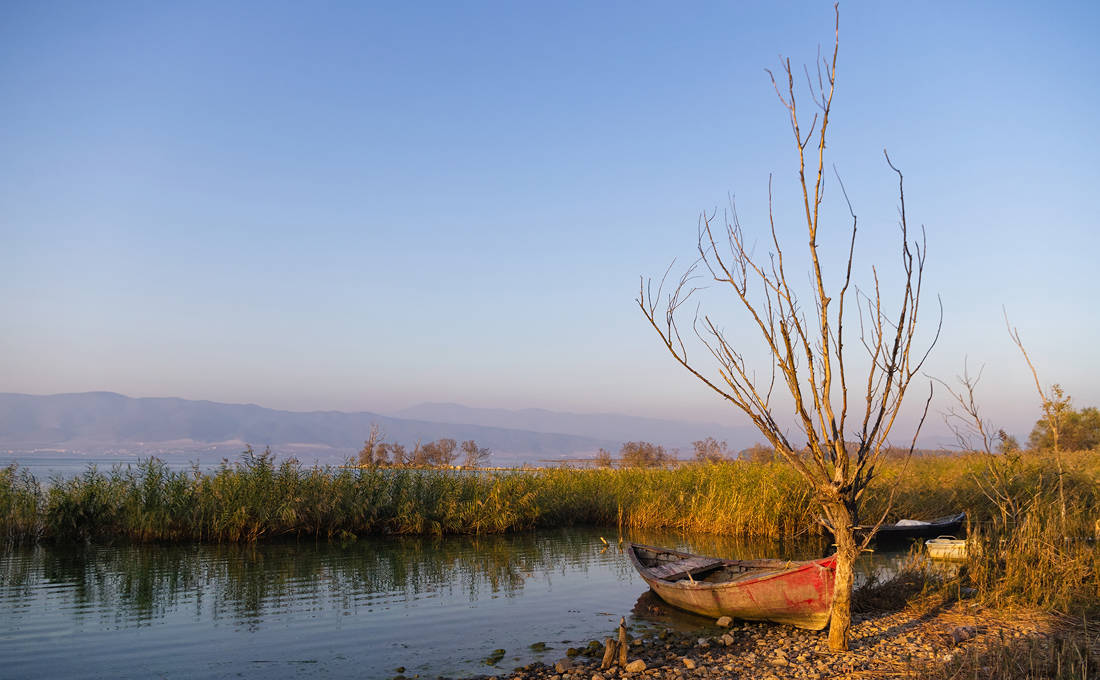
[594,448,614,468]
[460,440,491,468]
[618,441,669,468]
[357,424,386,466]
[740,443,777,463]
[410,440,427,466]
[692,437,731,463]
[638,7,938,650]
[1006,316,1084,529]
[939,364,1026,531]
[384,442,408,467]
[1027,394,1099,453]
[418,438,459,467]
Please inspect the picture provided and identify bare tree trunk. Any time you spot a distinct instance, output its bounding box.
[826,503,857,652]
[637,4,937,653]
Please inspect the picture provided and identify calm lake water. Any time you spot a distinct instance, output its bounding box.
[0,528,911,680]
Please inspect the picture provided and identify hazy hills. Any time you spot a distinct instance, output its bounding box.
[0,392,759,465]
[391,402,757,452]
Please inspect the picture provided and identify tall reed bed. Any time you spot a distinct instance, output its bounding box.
[859,450,1100,675]
[0,465,43,543]
[848,448,1099,547]
[915,492,1100,679]
[959,469,1100,618]
[868,450,1100,615]
[967,505,1100,615]
[0,458,816,543]
[1,449,1097,546]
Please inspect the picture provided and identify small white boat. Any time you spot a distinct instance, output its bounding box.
[925,535,967,561]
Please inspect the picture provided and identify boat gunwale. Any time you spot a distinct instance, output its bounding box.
[925,535,964,544]
[821,512,966,535]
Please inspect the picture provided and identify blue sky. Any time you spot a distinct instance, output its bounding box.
[2,1,1098,445]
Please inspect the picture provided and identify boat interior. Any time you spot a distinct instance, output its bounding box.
[633,546,792,584]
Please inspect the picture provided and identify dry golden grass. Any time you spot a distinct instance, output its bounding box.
[0,448,1095,549]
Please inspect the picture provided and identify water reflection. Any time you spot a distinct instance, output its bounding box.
[6,532,610,619]
[0,529,909,679]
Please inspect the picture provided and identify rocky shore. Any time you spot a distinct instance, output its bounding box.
[424,602,1055,680]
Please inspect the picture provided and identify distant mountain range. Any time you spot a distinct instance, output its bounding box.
[0,392,759,465]
[390,402,757,452]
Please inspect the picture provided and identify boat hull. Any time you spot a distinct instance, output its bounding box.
[627,544,836,630]
[824,513,967,544]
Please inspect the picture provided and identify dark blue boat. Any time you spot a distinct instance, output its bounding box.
[822,512,966,544]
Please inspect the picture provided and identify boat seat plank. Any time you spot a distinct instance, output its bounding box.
[649,556,724,580]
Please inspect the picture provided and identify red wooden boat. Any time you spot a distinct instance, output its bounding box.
[626,543,836,630]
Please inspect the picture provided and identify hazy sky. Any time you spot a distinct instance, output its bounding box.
[2,1,1098,445]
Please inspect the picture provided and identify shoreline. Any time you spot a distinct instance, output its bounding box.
[443,601,1067,680]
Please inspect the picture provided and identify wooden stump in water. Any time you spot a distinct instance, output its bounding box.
[617,617,628,666]
[600,617,630,669]
[600,638,619,670]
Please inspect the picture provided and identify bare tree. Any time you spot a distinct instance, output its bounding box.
[419,438,459,467]
[410,439,426,467]
[437,438,459,466]
[638,7,938,650]
[618,441,669,468]
[357,424,385,467]
[593,448,614,468]
[938,364,1024,531]
[1006,314,1068,528]
[740,442,777,463]
[384,442,408,467]
[460,440,491,468]
[692,437,731,463]
[371,442,391,467]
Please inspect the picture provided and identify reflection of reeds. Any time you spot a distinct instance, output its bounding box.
[0,450,1097,547]
[2,530,615,626]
